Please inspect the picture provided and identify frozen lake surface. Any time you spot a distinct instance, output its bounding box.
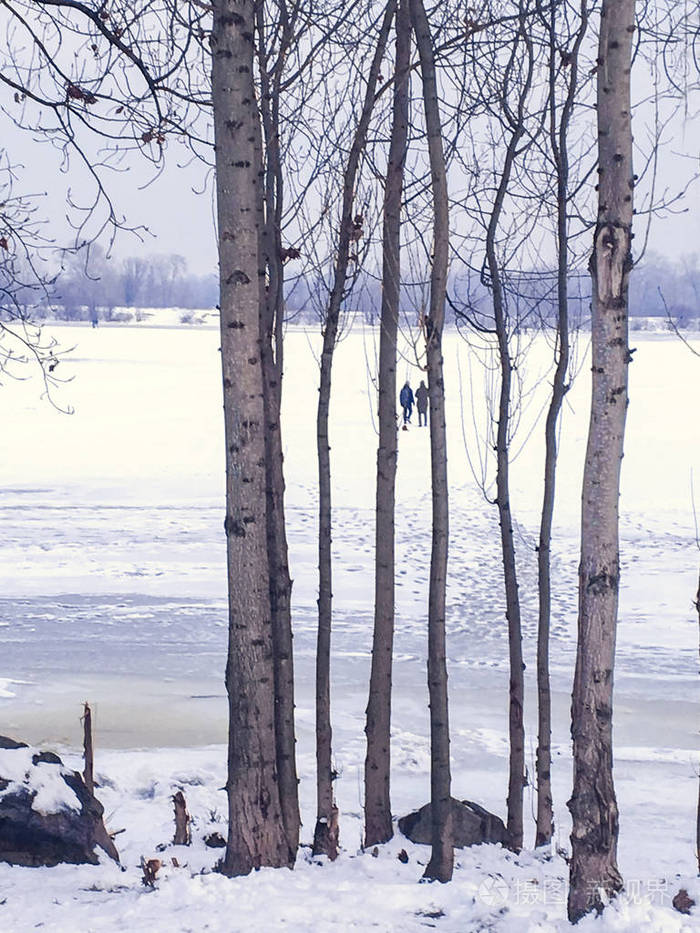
[1,324,697,729]
[0,322,698,930]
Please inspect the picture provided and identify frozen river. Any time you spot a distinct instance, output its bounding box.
[1,323,697,738]
[0,325,695,760]
[1,320,698,893]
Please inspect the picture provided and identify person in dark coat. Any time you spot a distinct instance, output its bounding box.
[399,381,414,424]
[415,380,429,426]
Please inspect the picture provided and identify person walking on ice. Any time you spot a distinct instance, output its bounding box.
[399,381,414,426]
[415,380,428,426]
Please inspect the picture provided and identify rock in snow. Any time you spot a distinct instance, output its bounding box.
[398,798,511,848]
[672,888,696,915]
[0,736,119,867]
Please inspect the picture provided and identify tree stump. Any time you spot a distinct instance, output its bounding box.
[172,791,191,846]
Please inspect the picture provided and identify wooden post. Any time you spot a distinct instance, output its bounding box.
[82,702,94,796]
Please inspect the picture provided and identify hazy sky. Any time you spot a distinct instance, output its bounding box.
[8,124,218,276]
[107,157,218,276]
[6,79,700,279]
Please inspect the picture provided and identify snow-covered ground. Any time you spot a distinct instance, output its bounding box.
[0,321,698,931]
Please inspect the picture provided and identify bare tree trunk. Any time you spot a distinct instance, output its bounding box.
[494,357,525,855]
[212,0,290,875]
[695,576,700,876]
[261,293,300,863]
[257,3,301,862]
[697,771,700,878]
[313,1,396,859]
[483,24,533,854]
[364,0,411,850]
[410,0,452,884]
[535,1,589,849]
[567,0,634,919]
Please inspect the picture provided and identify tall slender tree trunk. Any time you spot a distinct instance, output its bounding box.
[483,26,533,852]
[535,2,589,849]
[696,569,700,875]
[313,1,396,859]
[364,0,411,850]
[257,5,301,861]
[567,0,634,919]
[493,330,525,856]
[535,350,566,849]
[212,0,290,876]
[410,0,452,884]
[261,298,300,864]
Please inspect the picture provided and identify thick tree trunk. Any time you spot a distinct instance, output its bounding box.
[410,0,452,884]
[313,1,396,859]
[212,0,290,876]
[567,0,634,919]
[257,9,301,861]
[535,3,588,849]
[363,0,411,850]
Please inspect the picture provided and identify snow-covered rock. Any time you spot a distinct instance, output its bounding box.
[0,736,119,867]
[398,798,511,848]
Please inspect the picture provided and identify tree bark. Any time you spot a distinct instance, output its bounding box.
[535,1,589,849]
[567,0,634,919]
[212,0,290,876]
[257,3,301,862]
[410,0,452,884]
[363,0,411,850]
[314,0,396,859]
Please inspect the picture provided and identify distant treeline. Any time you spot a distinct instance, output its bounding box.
[286,251,700,330]
[30,247,219,319]
[10,248,699,328]
[284,266,592,329]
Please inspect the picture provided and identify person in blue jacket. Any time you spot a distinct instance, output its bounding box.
[399,381,414,424]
